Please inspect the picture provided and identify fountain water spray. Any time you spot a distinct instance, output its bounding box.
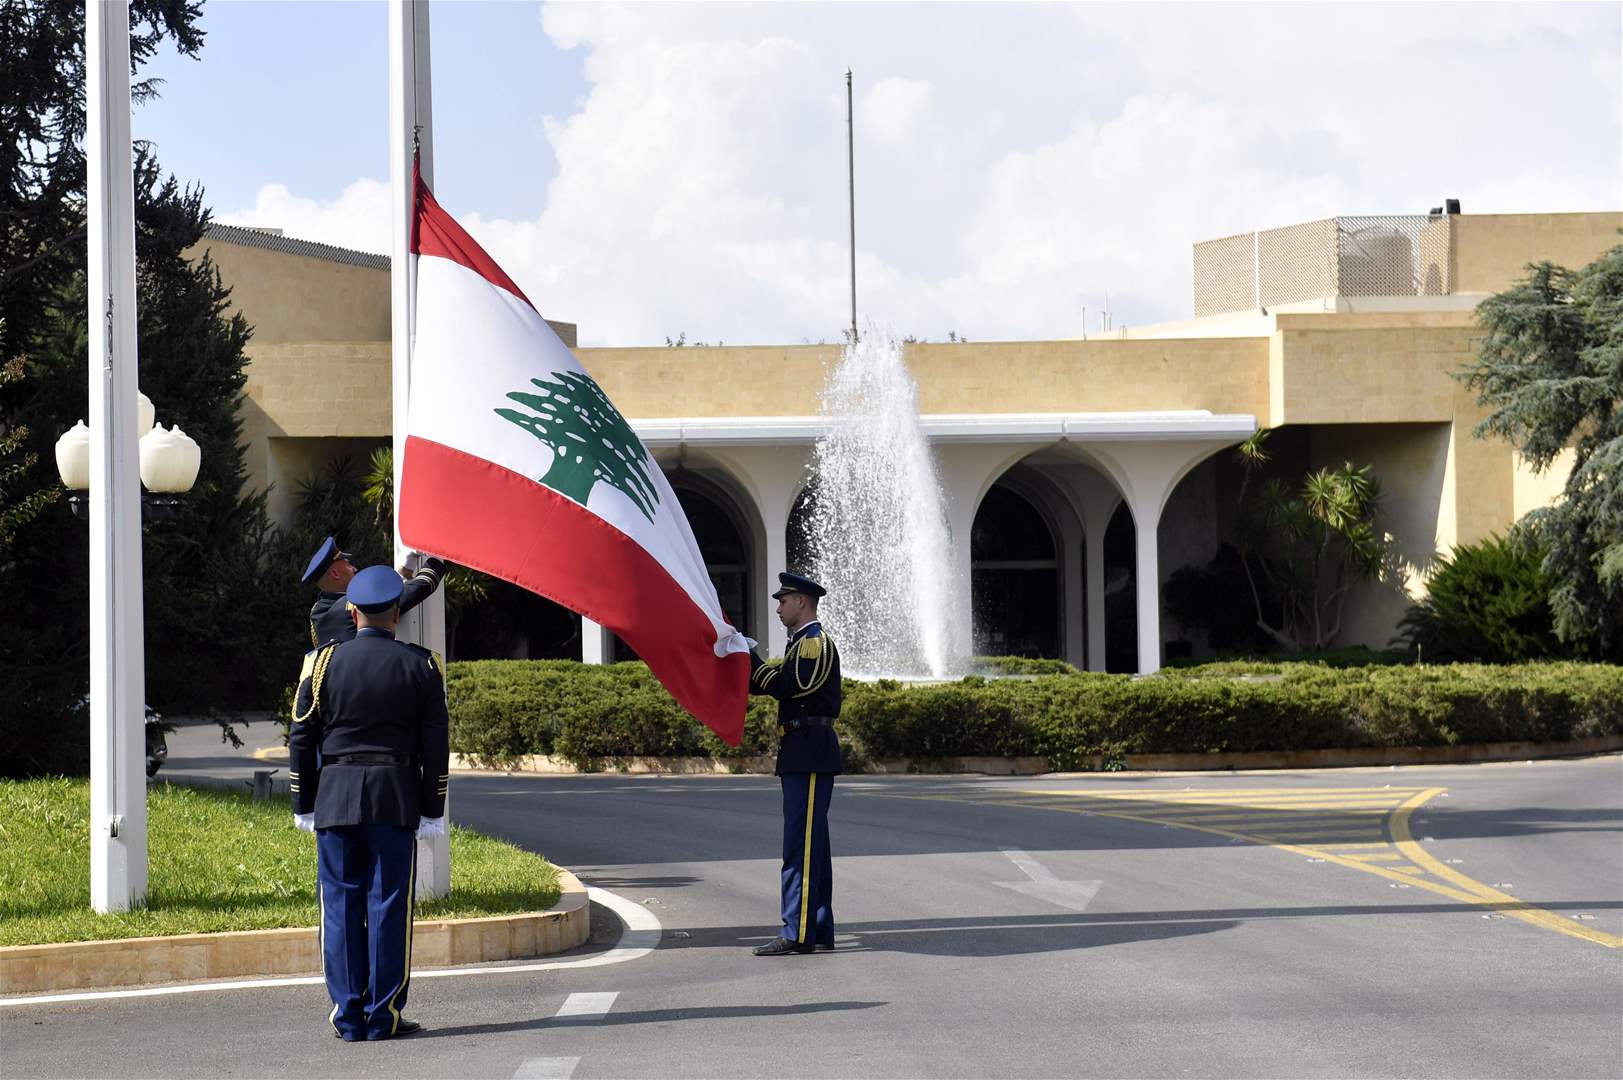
[805,328,966,678]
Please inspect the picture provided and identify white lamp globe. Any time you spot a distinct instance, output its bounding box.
[136,391,155,438]
[138,423,201,494]
[55,420,91,491]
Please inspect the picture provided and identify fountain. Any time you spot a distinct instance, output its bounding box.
[803,327,968,679]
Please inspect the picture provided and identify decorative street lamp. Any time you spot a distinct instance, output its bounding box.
[54,390,202,520]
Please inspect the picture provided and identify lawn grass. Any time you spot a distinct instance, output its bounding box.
[0,777,563,946]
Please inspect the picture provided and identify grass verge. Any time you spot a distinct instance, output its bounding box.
[0,777,562,946]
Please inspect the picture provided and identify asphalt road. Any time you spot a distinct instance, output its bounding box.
[5,729,1621,1079]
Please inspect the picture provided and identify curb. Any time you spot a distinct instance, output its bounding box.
[450,736,1623,777]
[0,870,590,998]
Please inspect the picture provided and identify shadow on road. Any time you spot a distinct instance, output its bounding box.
[585,875,702,890]
[416,1000,885,1039]
[672,910,1237,958]
[663,899,1623,958]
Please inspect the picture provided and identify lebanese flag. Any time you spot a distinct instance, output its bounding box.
[398,174,750,745]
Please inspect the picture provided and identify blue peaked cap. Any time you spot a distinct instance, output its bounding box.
[347,565,405,613]
[772,571,826,599]
[300,536,350,584]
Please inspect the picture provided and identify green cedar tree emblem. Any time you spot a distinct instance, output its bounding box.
[495,371,661,522]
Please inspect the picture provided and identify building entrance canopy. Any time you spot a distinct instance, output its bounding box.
[625,410,1256,672]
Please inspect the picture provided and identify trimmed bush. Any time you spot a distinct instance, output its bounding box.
[1397,534,1572,663]
[447,658,1623,772]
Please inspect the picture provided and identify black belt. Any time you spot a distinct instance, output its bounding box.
[326,753,413,766]
[780,716,835,734]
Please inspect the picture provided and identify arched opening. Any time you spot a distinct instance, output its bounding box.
[972,482,1060,659]
[1103,502,1138,673]
[785,481,819,576]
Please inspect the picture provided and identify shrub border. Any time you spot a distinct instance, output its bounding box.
[449,734,1622,777]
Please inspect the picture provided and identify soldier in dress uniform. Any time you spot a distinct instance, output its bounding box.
[290,565,450,1041]
[747,571,843,956]
[301,535,446,648]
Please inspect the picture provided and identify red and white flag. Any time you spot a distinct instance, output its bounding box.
[399,174,750,744]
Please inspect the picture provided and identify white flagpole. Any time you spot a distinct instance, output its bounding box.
[390,0,449,900]
[85,0,148,913]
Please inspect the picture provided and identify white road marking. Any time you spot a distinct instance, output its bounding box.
[511,1057,581,1079]
[0,887,661,1008]
[553,991,618,1020]
[994,847,1103,912]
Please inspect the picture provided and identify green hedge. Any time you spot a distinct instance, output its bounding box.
[447,659,1623,772]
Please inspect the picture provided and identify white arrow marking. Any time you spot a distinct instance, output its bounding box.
[994,848,1102,912]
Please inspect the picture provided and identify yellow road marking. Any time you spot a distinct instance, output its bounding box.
[1386,790,1623,948]
[1024,787,1425,798]
[863,786,1622,949]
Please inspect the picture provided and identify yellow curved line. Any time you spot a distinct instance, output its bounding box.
[1389,789,1622,948]
[865,790,1622,949]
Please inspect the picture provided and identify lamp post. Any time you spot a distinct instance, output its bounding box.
[53,385,199,915]
[55,391,202,520]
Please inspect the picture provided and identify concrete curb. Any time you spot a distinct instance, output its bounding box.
[0,870,590,998]
[451,735,1623,777]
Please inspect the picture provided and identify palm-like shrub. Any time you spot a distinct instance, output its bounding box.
[1397,534,1572,663]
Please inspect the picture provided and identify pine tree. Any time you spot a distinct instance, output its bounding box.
[0,0,291,774]
[1460,246,1623,660]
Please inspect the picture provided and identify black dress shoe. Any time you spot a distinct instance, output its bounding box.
[359,1019,422,1039]
[815,943,835,952]
[753,938,815,956]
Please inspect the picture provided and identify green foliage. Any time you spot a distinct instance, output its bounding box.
[972,655,1080,676]
[445,658,1623,772]
[1461,247,1623,659]
[0,348,59,548]
[1397,534,1573,663]
[447,660,778,770]
[0,777,562,945]
[1231,429,1395,652]
[0,4,301,773]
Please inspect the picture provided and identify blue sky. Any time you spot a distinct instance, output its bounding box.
[130,2,1622,346]
[137,1,587,220]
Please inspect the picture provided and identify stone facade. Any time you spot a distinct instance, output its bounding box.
[195,211,1621,667]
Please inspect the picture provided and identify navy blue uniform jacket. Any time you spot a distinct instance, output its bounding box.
[309,558,445,647]
[748,621,843,776]
[289,629,451,829]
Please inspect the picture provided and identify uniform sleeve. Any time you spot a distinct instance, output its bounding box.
[748,644,788,699]
[399,557,446,616]
[288,647,331,816]
[749,637,837,702]
[418,650,451,819]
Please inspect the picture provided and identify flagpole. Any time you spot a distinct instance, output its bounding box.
[390,0,449,900]
[85,0,148,914]
[846,67,858,345]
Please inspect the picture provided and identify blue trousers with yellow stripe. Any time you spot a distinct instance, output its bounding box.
[778,773,835,945]
[317,824,417,1041]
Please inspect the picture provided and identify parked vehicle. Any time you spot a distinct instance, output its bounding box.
[71,697,170,777]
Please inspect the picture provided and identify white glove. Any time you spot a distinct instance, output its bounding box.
[416,816,446,838]
[293,812,316,833]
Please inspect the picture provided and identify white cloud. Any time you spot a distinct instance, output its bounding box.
[216,179,392,256]
[860,77,934,148]
[216,2,1621,345]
